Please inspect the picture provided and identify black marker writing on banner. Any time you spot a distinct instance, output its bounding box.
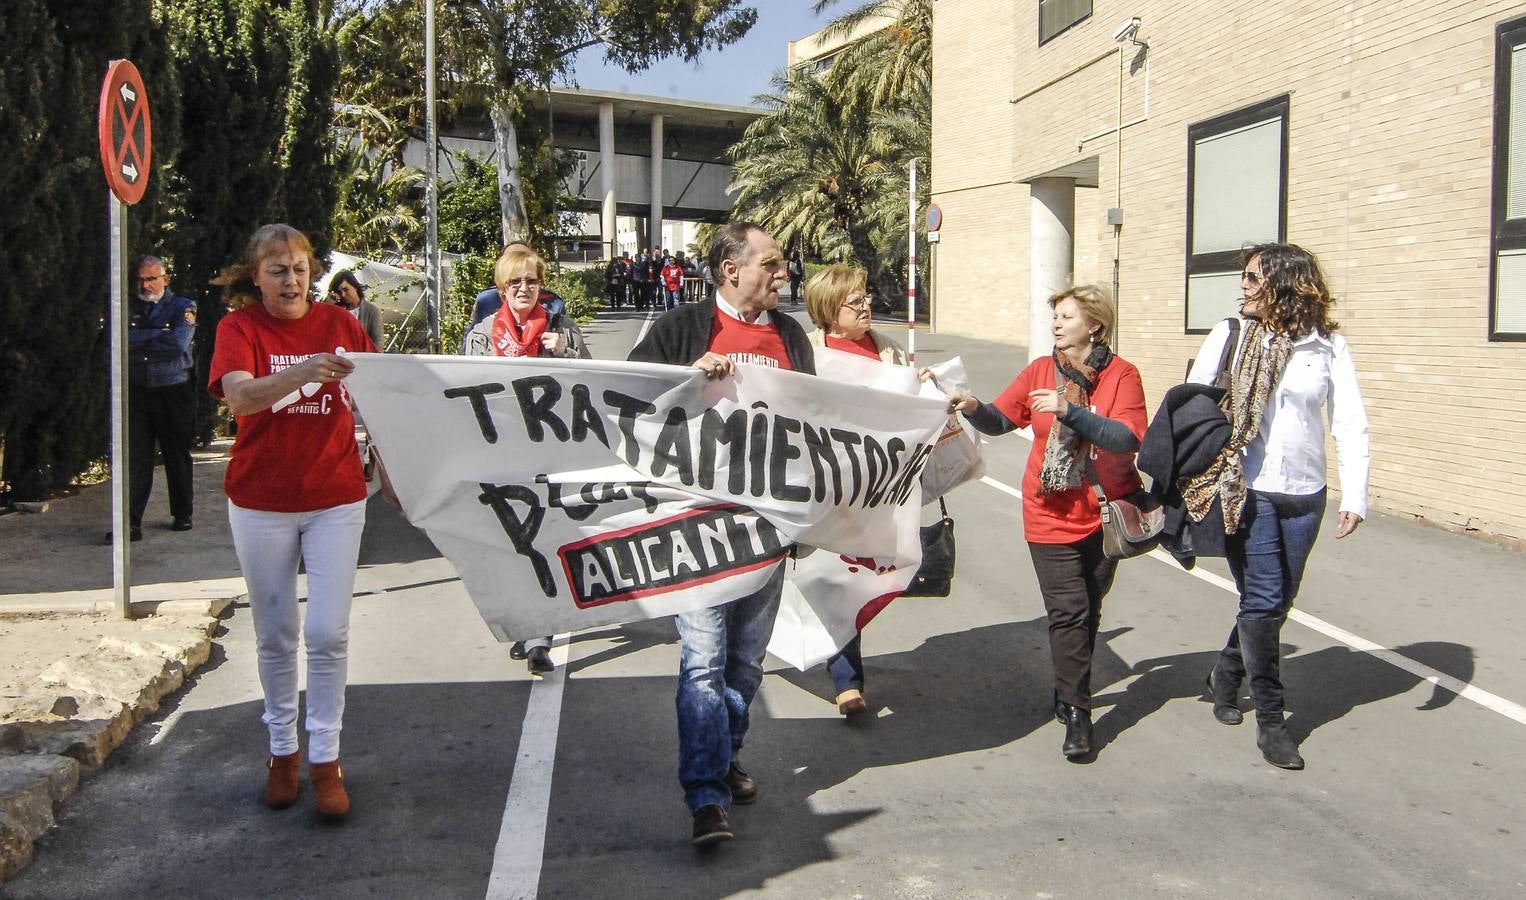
[444,375,934,510]
[477,482,556,596]
[559,504,788,609]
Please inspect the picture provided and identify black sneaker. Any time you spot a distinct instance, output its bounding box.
[724,761,757,804]
[171,517,193,532]
[691,804,733,846]
[526,646,555,676]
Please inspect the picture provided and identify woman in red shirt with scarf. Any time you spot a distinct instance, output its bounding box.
[944,285,1146,760]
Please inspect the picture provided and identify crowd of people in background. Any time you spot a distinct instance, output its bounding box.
[606,247,719,310]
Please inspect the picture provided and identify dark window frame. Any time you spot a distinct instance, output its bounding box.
[1038,0,1093,48]
[1183,94,1290,334]
[1489,14,1526,341]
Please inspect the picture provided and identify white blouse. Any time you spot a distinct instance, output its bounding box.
[1187,318,1371,518]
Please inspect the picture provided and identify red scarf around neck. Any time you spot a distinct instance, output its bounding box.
[491,302,549,357]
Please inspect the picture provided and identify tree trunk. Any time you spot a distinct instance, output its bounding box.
[489,98,529,245]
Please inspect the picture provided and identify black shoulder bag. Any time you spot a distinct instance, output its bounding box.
[904,497,955,597]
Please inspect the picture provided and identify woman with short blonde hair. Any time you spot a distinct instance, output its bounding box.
[943,284,1147,759]
[804,264,906,716]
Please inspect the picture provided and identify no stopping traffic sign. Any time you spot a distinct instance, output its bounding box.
[98,59,152,205]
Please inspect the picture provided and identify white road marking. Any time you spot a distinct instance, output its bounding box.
[981,476,1526,725]
[632,309,658,349]
[485,633,573,900]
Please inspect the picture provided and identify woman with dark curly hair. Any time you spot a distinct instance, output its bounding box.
[1185,242,1370,770]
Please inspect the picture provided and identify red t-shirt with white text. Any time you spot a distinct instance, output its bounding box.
[708,311,793,370]
[208,301,374,512]
[992,355,1147,544]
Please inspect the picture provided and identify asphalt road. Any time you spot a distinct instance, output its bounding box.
[9,302,1526,899]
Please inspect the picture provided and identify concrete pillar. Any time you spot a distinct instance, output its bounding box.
[598,102,617,262]
[1028,177,1075,361]
[650,114,665,251]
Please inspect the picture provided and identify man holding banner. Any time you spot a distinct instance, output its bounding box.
[629,222,813,846]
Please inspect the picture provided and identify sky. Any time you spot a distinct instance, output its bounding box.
[565,0,830,108]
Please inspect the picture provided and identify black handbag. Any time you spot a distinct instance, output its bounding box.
[904,497,955,597]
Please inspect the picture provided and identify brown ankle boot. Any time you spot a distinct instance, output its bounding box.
[309,760,350,822]
[264,752,301,809]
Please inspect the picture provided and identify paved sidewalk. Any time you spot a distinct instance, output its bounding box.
[0,444,241,882]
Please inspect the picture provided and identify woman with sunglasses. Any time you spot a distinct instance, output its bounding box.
[1185,243,1370,770]
[804,264,908,716]
[462,244,590,675]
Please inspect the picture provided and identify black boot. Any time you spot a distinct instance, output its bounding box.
[1056,700,1092,759]
[1237,616,1304,770]
[1207,624,1245,725]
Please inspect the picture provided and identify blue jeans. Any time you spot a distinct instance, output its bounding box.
[674,562,786,812]
[1225,489,1326,620]
[828,632,864,694]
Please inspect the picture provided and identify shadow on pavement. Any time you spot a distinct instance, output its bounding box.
[1090,637,1474,752]
[6,681,532,900]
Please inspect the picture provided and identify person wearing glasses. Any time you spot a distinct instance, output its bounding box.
[461,244,590,676]
[463,241,567,353]
[1184,243,1369,771]
[804,264,908,717]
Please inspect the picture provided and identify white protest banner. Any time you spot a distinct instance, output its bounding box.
[344,354,948,640]
[763,347,926,670]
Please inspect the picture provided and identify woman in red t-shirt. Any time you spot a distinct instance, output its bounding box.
[802,265,907,717]
[945,285,1146,760]
[208,224,375,822]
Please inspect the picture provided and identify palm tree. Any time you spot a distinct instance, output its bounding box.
[729,68,909,307]
[814,0,932,111]
[330,138,426,257]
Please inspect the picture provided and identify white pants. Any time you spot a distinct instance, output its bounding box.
[228,499,366,764]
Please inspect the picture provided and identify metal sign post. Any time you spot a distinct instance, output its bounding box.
[906,158,921,365]
[98,59,153,619]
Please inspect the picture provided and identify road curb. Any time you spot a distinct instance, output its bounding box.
[0,602,231,885]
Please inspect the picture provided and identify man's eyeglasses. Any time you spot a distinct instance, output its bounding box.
[503,278,542,290]
[1239,270,1264,286]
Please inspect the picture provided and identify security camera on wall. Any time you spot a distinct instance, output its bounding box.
[1113,17,1142,43]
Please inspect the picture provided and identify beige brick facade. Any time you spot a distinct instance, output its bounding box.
[932,0,1526,542]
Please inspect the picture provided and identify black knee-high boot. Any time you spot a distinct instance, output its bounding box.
[1237,616,1303,769]
[1207,623,1245,725]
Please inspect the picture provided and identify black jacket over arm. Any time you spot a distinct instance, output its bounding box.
[627,301,816,375]
[1137,382,1233,568]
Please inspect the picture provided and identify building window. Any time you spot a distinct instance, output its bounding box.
[1184,95,1289,333]
[1490,15,1526,340]
[1039,0,1092,46]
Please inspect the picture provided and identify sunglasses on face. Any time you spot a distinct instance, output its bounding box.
[1240,270,1264,287]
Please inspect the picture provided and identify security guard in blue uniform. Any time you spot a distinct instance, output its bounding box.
[118,255,197,542]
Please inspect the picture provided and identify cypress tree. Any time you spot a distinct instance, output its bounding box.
[0,0,176,500]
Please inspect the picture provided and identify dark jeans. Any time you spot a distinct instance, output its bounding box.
[827,632,864,694]
[1028,530,1118,709]
[129,380,196,527]
[674,562,785,812]
[1225,488,1326,620]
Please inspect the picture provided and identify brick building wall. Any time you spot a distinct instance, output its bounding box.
[931,0,1526,541]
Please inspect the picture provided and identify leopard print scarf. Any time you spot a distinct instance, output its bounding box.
[1180,320,1292,532]
[1037,343,1112,495]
